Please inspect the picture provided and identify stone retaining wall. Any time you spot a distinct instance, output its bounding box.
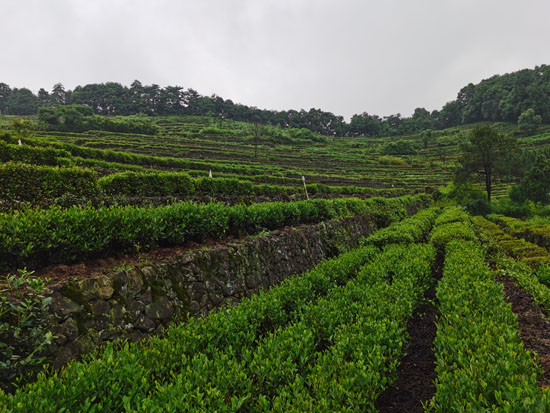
[46,206,422,367]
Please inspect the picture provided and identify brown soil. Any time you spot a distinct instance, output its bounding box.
[500,276,550,386]
[375,262,441,412]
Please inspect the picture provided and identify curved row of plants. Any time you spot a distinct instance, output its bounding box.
[0,161,409,206]
[474,216,550,313]
[427,214,550,410]
[0,194,429,271]
[0,206,437,409]
[474,216,550,267]
[487,213,550,254]
[137,243,436,411]
[0,133,295,177]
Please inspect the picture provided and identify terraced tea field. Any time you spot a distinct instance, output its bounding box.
[4,114,550,411]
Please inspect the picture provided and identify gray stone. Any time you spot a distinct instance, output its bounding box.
[83,276,114,300]
[145,297,173,321]
[127,298,146,317]
[125,268,144,293]
[51,293,84,317]
[91,299,110,316]
[60,317,79,342]
[136,316,156,332]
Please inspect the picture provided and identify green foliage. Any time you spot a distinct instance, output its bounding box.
[0,194,428,270]
[362,207,439,247]
[515,152,550,204]
[99,171,194,197]
[193,177,253,196]
[0,269,55,392]
[429,240,545,410]
[455,124,518,202]
[0,243,380,410]
[38,105,159,135]
[138,243,435,411]
[0,140,70,166]
[380,139,417,155]
[1,238,436,410]
[429,208,476,253]
[0,162,99,202]
[377,155,409,166]
[473,216,550,267]
[518,108,542,135]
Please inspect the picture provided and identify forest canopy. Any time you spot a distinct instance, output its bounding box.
[1,65,549,136]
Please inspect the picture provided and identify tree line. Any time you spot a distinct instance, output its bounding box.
[1,64,549,136]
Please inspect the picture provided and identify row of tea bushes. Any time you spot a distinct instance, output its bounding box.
[10,134,295,177]
[488,213,550,252]
[361,206,440,247]
[474,216,550,313]
[473,216,550,267]
[137,243,435,411]
[0,140,70,166]
[0,194,429,270]
[0,206,436,410]
[0,161,411,204]
[0,162,99,202]
[428,215,549,409]
[428,207,477,254]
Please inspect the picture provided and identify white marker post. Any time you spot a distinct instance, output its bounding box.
[209,170,212,178]
[18,139,22,146]
[302,175,309,200]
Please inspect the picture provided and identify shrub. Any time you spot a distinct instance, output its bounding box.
[0,269,55,392]
[0,162,99,202]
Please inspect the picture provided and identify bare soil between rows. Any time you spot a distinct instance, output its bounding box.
[500,276,550,386]
[375,260,441,412]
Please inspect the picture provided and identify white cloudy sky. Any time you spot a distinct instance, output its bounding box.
[1,0,549,119]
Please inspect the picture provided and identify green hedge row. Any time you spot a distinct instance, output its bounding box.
[428,238,548,410]
[0,162,99,202]
[0,140,70,166]
[0,194,429,270]
[361,206,440,247]
[0,243,380,409]
[0,162,412,202]
[19,134,293,177]
[474,216,550,267]
[429,207,477,254]
[137,243,435,411]
[1,210,436,410]
[98,171,195,196]
[474,216,550,311]
[489,213,550,253]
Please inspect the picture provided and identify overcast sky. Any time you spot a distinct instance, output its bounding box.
[2,0,549,119]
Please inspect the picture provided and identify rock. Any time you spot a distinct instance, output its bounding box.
[145,297,173,321]
[136,316,156,332]
[126,298,146,317]
[82,276,114,300]
[51,293,84,317]
[60,317,79,342]
[110,304,126,326]
[91,299,110,316]
[125,268,144,293]
[53,346,77,370]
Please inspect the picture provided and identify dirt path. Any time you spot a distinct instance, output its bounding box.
[375,261,441,412]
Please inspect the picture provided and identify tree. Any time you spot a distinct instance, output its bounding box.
[0,83,12,114]
[518,108,542,135]
[51,83,67,105]
[513,150,550,203]
[455,124,517,203]
[37,88,50,107]
[7,88,38,115]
